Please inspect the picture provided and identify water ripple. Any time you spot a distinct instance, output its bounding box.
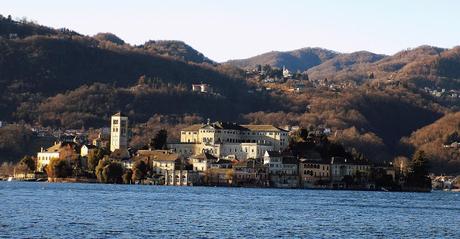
[0,182,459,238]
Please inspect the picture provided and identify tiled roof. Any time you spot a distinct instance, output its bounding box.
[113,112,126,117]
[300,158,328,164]
[212,159,232,165]
[110,148,130,159]
[265,150,282,157]
[282,156,298,165]
[233,159,263,168]
[241,125,287,132]
[137,150,180,161]
[299,150,322,160]
[330,157,370,165]
[191,152,217,161]
[182,124,204,131]
[212,122,248,131]
[182,122,286,132]
[45,142,78,152]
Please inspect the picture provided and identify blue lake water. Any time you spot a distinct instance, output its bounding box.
[0,182,459,238]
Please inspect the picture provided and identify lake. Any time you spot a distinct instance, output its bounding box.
[0,182,459,238]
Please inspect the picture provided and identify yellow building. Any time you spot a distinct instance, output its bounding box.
[299,156,330,188]
[171,121,288,160]
[137,150,182,174]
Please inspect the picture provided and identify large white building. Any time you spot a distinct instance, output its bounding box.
[110,112,128,152]
[168,121,289,160]
[36,142,79,172]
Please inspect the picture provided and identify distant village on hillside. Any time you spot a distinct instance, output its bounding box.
[0,110,444,192]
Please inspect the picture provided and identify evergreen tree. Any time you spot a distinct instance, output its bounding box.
[19,156,35,172]
[410,150,429,180]
[132,160,148,183]
[407,150,431,189]
[149,129,168,150]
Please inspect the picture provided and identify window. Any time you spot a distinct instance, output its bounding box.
[113,120,119,124]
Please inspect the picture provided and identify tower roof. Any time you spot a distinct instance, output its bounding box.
[113,112,126,117]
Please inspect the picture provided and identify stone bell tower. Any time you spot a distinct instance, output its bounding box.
[110,112,128,152]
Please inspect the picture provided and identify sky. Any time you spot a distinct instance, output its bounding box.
[3,0,460,62]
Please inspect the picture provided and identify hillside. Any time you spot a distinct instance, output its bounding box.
[307,51,386,83]
[0,16,273,124]
[140,40,215,64]
[0,15,459,174]
[225,47,338,72]
[307,46,460,90]
[93,32,125,45]
[402,112,460,174]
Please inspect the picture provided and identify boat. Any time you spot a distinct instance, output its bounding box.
[7,176,13,182]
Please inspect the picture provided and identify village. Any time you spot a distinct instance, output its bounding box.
[243,65,359,94]
[0,111,448,192]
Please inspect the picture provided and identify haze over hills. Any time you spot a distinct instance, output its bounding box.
[0,15,459,173]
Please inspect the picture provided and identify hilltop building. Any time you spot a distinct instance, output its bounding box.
[168,121,289,160]
[192,83,212,93]
[282,66,292,78]
[110,112,128,152]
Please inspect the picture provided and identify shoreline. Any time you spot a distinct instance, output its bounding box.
[1,178,433,193]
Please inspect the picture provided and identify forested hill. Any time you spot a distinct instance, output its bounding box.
[225,47,338,72]
[0,15,281,126]
[139,40,215,64]
[0,14,459,173]
[229,45,460,91]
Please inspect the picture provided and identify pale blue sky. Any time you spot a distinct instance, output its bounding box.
[3,0,460,62]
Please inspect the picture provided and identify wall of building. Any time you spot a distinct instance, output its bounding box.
[110,115,128,152]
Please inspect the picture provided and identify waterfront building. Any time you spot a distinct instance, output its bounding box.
[169,121,288,160]
[209,158,233,169]
[204,168,233,186]
[109,148,132,169]
[264,151,299,188]
[330,156,371,182]
[164,170,199,186]
[137,150,183,174]
[299,151,330,188]
[232,159,269,187]
[110,112,128,152]
[36,142,79,172]
[189,152,218,172]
